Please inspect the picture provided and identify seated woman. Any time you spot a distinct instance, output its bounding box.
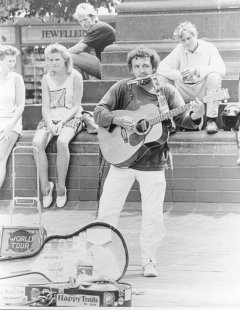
[0,45,25,190]
[32,43,83,208]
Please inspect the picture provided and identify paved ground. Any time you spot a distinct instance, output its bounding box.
[1,200,240,309]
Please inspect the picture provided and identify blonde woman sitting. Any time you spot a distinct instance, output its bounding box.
[0,45,25,190]
[33,43,83,208]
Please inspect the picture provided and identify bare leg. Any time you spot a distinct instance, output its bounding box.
[56,127,75,195]
[0,132,19,189]
[32,129,53,195]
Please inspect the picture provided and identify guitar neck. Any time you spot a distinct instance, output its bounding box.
[149,103,191,125]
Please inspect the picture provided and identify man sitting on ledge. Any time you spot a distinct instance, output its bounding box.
[157,21,226,134]
[68,3,116,79]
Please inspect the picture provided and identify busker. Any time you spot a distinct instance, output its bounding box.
[94,46,205,277]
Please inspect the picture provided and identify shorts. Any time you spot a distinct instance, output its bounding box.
[36,117,83,135]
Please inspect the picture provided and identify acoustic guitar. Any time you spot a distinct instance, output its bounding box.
[98,88,230,168]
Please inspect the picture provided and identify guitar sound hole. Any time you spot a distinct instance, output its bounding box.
[135,119,149,134]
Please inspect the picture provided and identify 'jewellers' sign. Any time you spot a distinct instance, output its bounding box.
[21,24,86,44]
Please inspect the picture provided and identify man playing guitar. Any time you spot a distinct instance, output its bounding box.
[93,46,204,277]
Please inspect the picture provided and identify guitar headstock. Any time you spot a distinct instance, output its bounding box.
[203,88,230,104]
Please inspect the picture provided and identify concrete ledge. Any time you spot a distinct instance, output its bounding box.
[16,129,239,148]
[16,129,240,154]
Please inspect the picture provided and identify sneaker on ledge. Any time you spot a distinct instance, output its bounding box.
[206,120,218,134]
[142,261,158,277]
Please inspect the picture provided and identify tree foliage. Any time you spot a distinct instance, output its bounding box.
[28,0,86,18]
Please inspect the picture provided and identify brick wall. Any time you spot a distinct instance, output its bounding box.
[1,130,240,204]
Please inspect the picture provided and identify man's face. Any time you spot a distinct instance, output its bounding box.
[180,31,198,52]
[78,15,95,31]
[131,56,154,79]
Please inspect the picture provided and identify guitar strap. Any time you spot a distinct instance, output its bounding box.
[151,75,173,170]
[151,75,169,114]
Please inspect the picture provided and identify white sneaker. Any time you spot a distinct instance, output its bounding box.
[42,182,54,208]
[56,187,67,208]
[142,261,158,277]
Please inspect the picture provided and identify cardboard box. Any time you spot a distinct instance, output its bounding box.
[25,282,132,307]
[0,286,27,306]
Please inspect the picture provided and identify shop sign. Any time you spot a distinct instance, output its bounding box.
[21,25,86,44]
[0,26,16,44]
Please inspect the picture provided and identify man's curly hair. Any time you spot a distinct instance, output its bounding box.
[127,46,160,72]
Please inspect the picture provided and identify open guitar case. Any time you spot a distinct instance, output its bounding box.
[0,222,131,307]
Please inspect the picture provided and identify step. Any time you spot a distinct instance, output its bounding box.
[22,99,238,131]
[1,130,240,203]
[23,76,239,110]
[83,78,238,102]
[22,72,239,131]
[115,9,240,42]
[102,46,240,64]
[82,80,116,103]
[101,62,240,80]
[23,68,239,113]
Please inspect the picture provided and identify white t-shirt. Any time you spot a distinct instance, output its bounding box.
[0,71,22,133]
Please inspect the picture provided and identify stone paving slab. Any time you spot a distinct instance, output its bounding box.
[1,201,240,308]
